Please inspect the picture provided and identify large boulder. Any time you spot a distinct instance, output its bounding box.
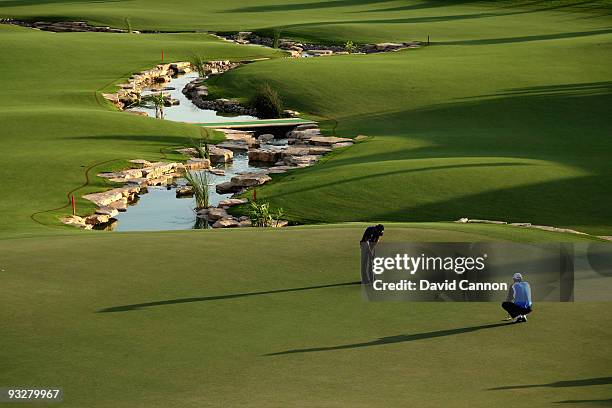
[218,198,248,208]
[217,141,249,152]
[206,207,229,221]
[231,172,272,187]
[287,128,321,140]
[258,134,275,143]
[308,136,353,146]
[215,182,243,194]
[209,146,233,163]
[248,148,282,163]
[212,218,240,228]
[184,158,211,170]
[285,155,320,167]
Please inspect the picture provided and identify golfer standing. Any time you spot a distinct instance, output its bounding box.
[502,273,532,323]
[360,224,384,284]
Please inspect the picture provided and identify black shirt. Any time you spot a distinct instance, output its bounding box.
[361,226,383,243]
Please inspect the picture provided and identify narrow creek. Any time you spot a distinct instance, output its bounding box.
[113,72,291,231]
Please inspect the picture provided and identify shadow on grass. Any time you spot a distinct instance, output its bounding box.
[265,322,509,355]
[438,28,612,45]
[97,281,360,313]
[490,377,612,390]
[555,398,612,405]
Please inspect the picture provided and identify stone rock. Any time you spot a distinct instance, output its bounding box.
[85,213,111,225]
[83,189,125,207]
[176,186,194,197]
[309,136,353,146]
[216,182,243,194]
[294,123,319,131]
[238,219,253,227]
[231,172,272,187]
[184,158,211,170]
[217,141,249,152]
[209,168,225,176]
[96,207,119,217]
[129,159,152,169]
[206,207,229,221]
[212,218,240,228]
[354,135,369,142]
[307,49,334,56]
[209,146,233,163]
[288,128,321,140]
[217,129,257,145]
[248,148,282,163]
[283,109,300,117]
[281,146,311,158]
[258,134,275,143]
[332,142,354,149]
[467,219,508,225]
[285,155,320,167]
[219,198,248,207]
[163,98,180,107]
[375,42,406,51]
[239,215,250,222]
[61,215,87,228]
[108,198,128,212]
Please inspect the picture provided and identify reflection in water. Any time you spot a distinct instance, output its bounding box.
[128,72,259,123]
[113,154,274,231]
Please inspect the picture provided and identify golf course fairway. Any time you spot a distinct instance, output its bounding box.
[0,0,611,406]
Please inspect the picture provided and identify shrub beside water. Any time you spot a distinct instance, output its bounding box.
[249,201,284,227]
[190,54,207,78]
[250,83,284,119]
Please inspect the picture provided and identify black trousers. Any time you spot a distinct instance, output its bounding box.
[502,302,532,318]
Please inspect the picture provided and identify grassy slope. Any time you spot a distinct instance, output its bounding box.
[206,9,612,234]
[1,224,610,408]
[0,1,610,235]
[0,25,282,236]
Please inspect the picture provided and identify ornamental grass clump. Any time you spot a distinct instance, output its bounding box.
[183,170,210,209]
[249,83,284,119]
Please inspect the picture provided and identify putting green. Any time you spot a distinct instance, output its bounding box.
[1,224,610,407]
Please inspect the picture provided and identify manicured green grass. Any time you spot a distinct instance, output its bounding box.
[206,11,612,234]
[1,2,611,406]
[1,224,610,408]
[1,1,610,235]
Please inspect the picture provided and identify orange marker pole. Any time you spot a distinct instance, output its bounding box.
[161,50,164,61]
[71,195,76,215]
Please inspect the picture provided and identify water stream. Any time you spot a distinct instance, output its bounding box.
[114,73,289,231]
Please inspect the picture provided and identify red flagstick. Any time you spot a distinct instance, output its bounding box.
[253,188,257,202]
[71,195,76,215]
[161,50,164,61]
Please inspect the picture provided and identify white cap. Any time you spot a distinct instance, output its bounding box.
[513,273,523,280]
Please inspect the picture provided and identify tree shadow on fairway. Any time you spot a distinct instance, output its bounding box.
[229,0,386,13]
[555,398,612,405]
[97,281,360,313]
[0,0,123,7]
[265,322,509,356]
[490,377,612,390]
[438,28,612,45]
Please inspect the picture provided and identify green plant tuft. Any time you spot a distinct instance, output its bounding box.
[249,83,284,119]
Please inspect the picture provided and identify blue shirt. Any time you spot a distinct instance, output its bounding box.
[513,281,532,308]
